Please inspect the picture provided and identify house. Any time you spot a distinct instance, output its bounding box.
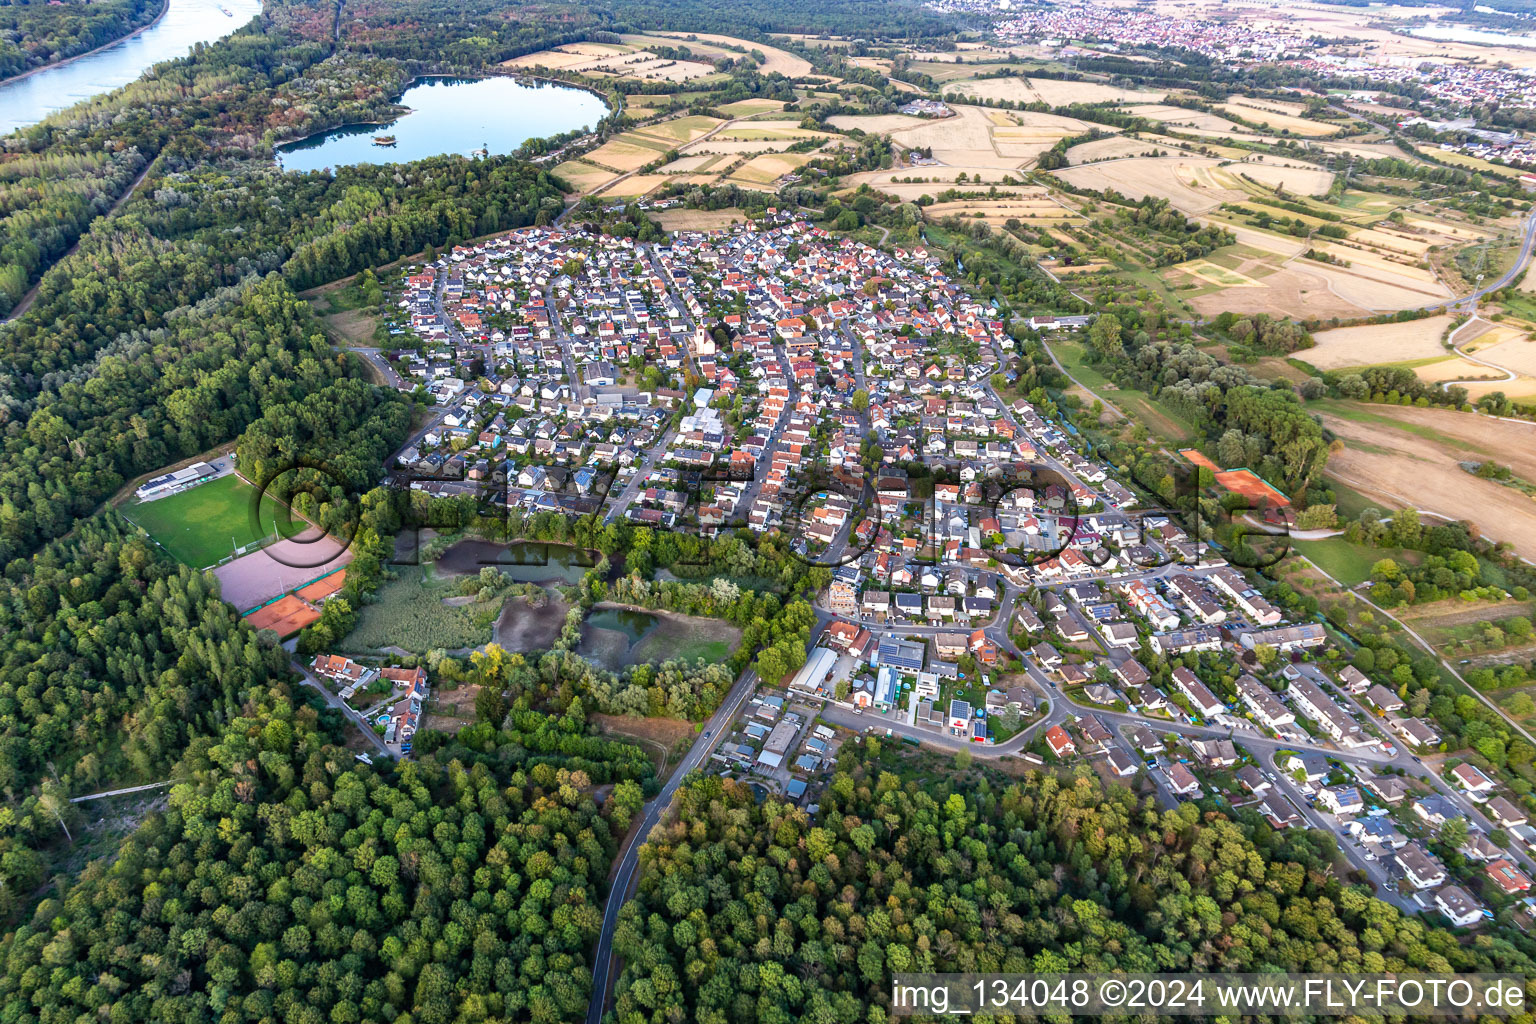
[1171,667,1223,718]
[1079,717,1113,751]
[1045,724,1075,757]
[1487,795,1528,828]
[1191,738,1238,768]
[934,632,969,661]
[1112,658,1150,688]
[1338,665,1372,694]
[1413,795,1461,829]
[1288,678,1364,746]
[1486,859,1532,895]
[1349,817,1406,849]
[877,637,925,673]
[1237,674,1294,729]
[1318,785,1365,816]
[1365,684,1404,712]
[947,699,973,734]
[1435,885,1485,927]
[1239,623,1327,652]
[1236,765,1270,795]
[1452,763,1497,798]
[1259,793,1301,829]
[1167,763,1202,798]
[1392,716,1441,748]
[1128,724,1162,754]
[312,654,379,694]
[1286,752,1329,783]
[1105,748,1141,776]
[1460,833,1505,862]
[1367,775,1411,804]
[1394,844,1446,890]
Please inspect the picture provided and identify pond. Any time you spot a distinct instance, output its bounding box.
[436,539,599,585]
[1,0,263,135]
[584,607,662,644]
[275,76,608,172]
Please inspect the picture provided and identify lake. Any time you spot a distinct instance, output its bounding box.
[0,0,263,135]
[1408,23,1536,47]
[275,76,608,172]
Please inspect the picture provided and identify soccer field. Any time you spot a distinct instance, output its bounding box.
[122,474,305,568]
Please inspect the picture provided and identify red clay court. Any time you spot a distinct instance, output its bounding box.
[295,568,348,602]
[1214,468,1291,508]
[242,595,321,637]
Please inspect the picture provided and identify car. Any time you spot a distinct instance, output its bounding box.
[852,707,863,715]
[703,730,711,739]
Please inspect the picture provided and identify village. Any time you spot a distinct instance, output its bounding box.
[283,210,1536,931]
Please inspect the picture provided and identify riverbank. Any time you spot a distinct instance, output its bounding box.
[0,0,171,90]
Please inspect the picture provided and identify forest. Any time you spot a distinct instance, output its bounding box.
[0,0,162,80]
[611,755,1536,1024]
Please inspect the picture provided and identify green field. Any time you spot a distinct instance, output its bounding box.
[121,473,303,568]
[1292,537,1396,587]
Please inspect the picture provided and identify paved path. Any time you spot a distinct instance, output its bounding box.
[3,158,156,323]
[70,780,174,803]
[584,666,763,1024]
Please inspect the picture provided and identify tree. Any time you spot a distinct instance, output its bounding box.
[851,388,869,412]
[1088,313,1124,359]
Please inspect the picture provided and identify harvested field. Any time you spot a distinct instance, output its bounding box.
[1314,402,1536,559]
[597,173,670,198]
[1121,104,1247,133]
[652,207,752,230]
[952,76,1155,106]
[1306,315,1454,370]
[925,198,1075,225]
[638,32,811,76]
[727,152,809,185]
[1067,135,1180,164]
[1056,157,1231,214]
[213,529,354,612]
[828,113,926,134]
[655,154,716,173]
[584,139,666,172]
[552,160,616,192]
[1177,259,1362,321]
[1220,97,1341,136]
[1232,161,1334,195]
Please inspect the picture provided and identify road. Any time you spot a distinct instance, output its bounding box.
[290,658,394,758]
[584,666,764,1024]
[4,157,157,323]
[1448,207,1536,312]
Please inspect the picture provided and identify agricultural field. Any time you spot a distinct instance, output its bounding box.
[1291,537,1391,587]
[552,159,618,192]
[651,206,753,230]
[924,191,1078,227]
[1308,400,1536,560]
[1306,316,1455,370]
[1452,321,1536,399]
[722,152,810,189]
[503,40,718,83]
[717,98,785,116]
[598,173,673,198]
[1219,96,1341,137]
[630,32,812,77]
[631,114,724,146]
[121,473,303,570]
[584,136,670,172]
[950,76,1158,106]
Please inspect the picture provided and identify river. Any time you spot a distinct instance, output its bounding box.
[274,76,607,172]
[0,0,263,135]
